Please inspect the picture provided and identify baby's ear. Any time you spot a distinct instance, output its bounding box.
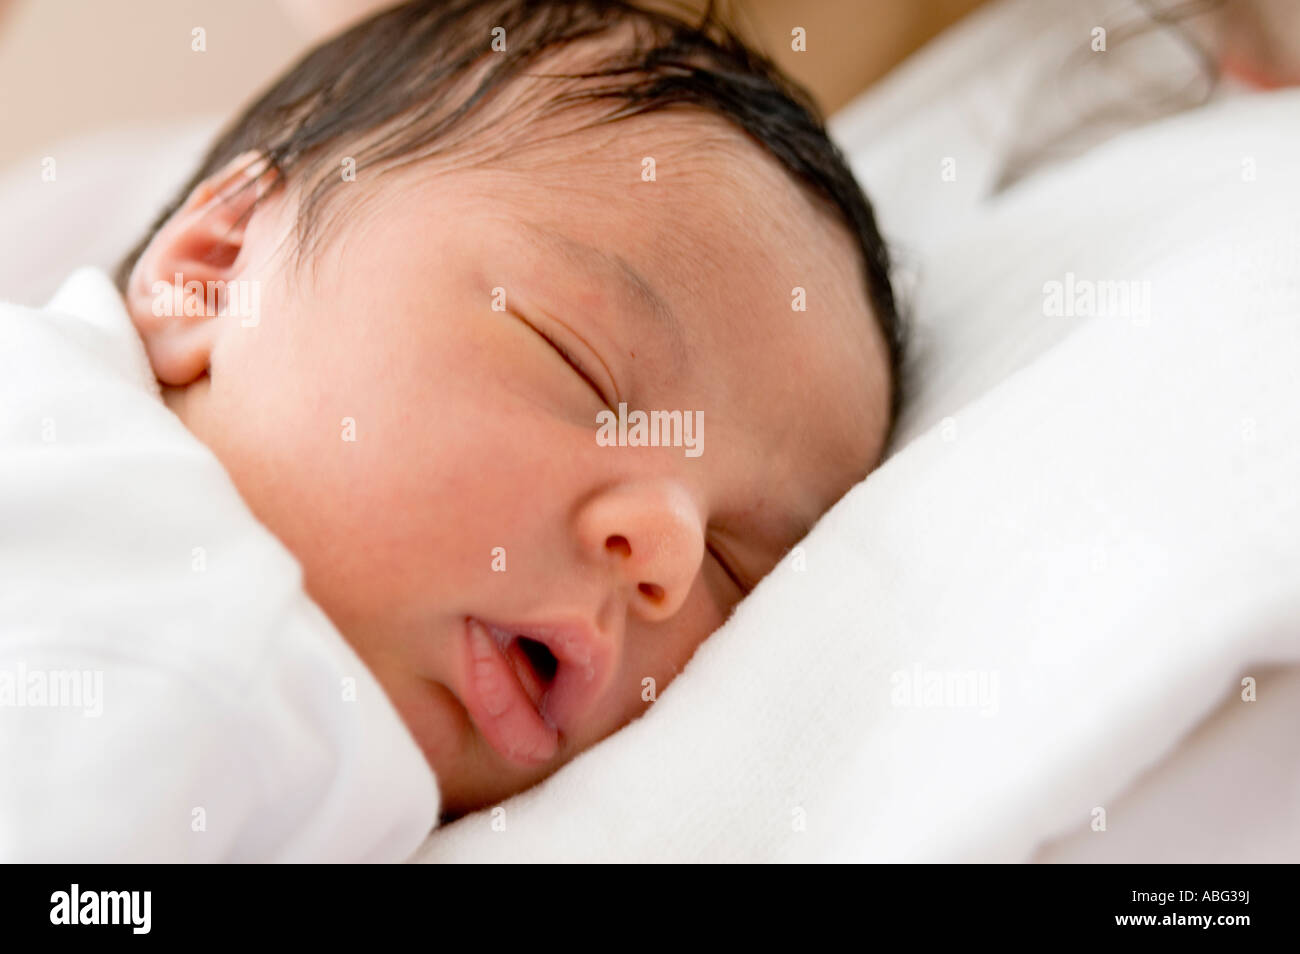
[125,150,279,385]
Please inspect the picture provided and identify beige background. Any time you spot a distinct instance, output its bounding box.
[0,0,309,168]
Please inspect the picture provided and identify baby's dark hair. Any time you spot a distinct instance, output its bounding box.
[114,0,905,442]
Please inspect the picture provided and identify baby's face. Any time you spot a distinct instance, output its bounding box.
[148,113,890,816]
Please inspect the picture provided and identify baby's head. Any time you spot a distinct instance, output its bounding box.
[116,0,902,818]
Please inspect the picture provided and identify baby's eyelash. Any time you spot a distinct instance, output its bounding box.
[707,542,749,595]
[527,322,612,409]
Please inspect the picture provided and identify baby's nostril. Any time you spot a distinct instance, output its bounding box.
[638,582,665,603]
[606,535,631,558]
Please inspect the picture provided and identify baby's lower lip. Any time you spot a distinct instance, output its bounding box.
[460,617,558,767]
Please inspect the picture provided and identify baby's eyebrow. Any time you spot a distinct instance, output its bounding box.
[523,222,686,369]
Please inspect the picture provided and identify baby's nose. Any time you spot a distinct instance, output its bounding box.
[575,478,706,622]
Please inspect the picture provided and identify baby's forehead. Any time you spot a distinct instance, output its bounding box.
[493,109,854,278]
[477,104,883,391]
[506,107,810,210]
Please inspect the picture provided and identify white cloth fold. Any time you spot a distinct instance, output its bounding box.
[0,269,440,861]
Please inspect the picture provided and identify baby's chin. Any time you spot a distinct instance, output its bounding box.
[361,649,550,818]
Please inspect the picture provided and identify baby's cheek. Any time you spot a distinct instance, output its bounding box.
[607,590,725,733]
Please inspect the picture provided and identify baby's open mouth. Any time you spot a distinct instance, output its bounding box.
[460,616,606,767]
[496,630,559,710]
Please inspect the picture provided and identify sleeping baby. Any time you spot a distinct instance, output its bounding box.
[0,0,901,860]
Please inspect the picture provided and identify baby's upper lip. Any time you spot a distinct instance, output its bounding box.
[474,615,612,735]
